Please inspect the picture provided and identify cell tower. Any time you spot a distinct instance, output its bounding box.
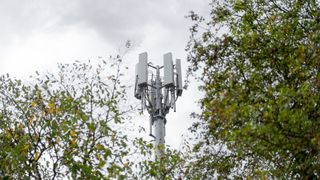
[134,52,183,158]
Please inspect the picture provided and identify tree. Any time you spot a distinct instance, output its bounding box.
[0,56,137,179]
[0,55,187,179]
[186,0,320,178]
[132,139,184,180]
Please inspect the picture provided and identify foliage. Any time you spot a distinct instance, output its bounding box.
[186,0,320,178]
[131,138,184,180]
[0,57,136,179]
[0,56,188,179]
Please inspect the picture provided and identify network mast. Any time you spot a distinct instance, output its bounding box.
[134,52,183,159]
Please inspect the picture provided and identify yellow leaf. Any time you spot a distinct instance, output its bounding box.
[31,101,37,107]
[270,15,276,22]
[48,102,55,114]
[23,144,30,151]
[71,130,77,138]
[35,151,39,161]
[19,123,24,129]
[29,116,34,125]
[71,139,77,145]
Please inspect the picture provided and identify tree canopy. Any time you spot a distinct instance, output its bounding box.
[0,57,138,178]
[187,0,320,178]
[0,55,186,179]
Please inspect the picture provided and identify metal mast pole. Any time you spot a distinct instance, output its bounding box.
[154,65,165,158]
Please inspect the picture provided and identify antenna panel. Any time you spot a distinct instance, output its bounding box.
[134,63,141,99]
[163,53,174,87]
[176,59,183,96]
[138,52,148,87]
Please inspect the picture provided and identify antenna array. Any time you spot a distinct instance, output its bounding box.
[134,52,183,158]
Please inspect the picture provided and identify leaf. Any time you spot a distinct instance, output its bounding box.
[96,153,101,160]
[19,122,24,129]
[31,101,37,107]
[71,130,77,138]
[48,102,55,114]
[23,144,30,151]
[96,144,104,151]
[35,151,39,161]
[41,110,45,116]
[5,129,11,139]
[120,140,127,148]
[28,116,34,126]
[71,139,77,145]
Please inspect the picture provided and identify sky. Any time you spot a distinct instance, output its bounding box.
[0,0,209,149]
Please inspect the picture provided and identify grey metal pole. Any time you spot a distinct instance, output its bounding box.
[154,116,165,158]
[154,65,165,159]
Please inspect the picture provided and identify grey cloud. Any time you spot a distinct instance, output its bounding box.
[57,0,182,43]
[0,0,209,47]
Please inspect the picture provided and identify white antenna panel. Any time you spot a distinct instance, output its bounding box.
[135,63,139,79]
[163,53,174,87]
[175,59,183,96]
[134,63,141,99]
[138,52,148,87]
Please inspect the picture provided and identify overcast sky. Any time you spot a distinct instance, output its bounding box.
[0,0,209,149]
